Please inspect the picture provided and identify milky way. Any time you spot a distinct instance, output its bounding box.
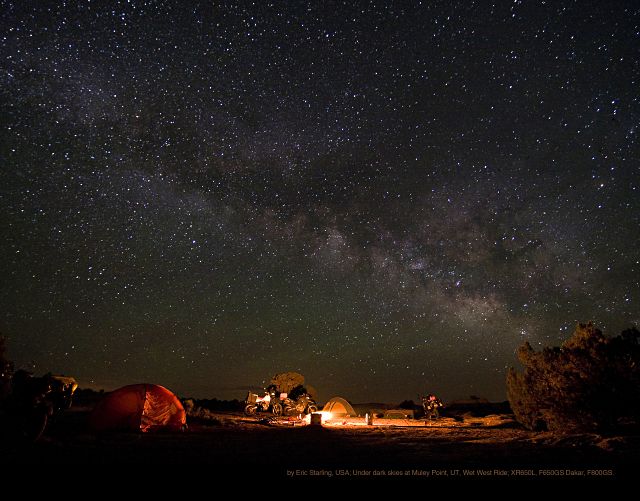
[1,1,638,402]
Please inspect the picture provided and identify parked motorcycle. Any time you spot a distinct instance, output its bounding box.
[0,370,78,442]
[283,392,318,416]
[244,389,283,417]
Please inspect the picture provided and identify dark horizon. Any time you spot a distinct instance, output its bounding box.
[1,1,638,405]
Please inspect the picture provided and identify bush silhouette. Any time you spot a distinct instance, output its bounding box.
[507,322,640,432]
[269,372,305,394]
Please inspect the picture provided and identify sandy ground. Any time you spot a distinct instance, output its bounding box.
[2,409,639,481]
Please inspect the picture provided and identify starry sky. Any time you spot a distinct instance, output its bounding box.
[1,1,638,403]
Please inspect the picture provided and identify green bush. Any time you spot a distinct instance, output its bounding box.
[507,322,640,432]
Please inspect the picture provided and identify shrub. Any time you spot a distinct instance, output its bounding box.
[269,372,305,393]
[507,322,640,432]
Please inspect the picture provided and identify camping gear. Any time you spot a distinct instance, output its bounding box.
[322,397,357,417]
[88,384,186,432]
[309,413,322,426]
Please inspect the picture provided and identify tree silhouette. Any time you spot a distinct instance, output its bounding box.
[269,371,305,394]
[507,322,640,432]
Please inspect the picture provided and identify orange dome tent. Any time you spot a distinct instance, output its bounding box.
[89,384,186,432]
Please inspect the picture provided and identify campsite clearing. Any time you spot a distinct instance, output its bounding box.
[3,408,637,479]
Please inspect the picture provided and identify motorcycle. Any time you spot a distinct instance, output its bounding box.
[0,370,78,442]
[244,389,283,417]
[283,392,318,416]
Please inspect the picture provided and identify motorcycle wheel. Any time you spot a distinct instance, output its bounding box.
[244,404,257,416]
[271,403,283,416]
[307,405,318,414]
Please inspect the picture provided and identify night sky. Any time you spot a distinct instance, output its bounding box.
[1,1,638,403]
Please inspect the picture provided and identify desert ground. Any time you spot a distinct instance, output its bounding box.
[2,406,638,482]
